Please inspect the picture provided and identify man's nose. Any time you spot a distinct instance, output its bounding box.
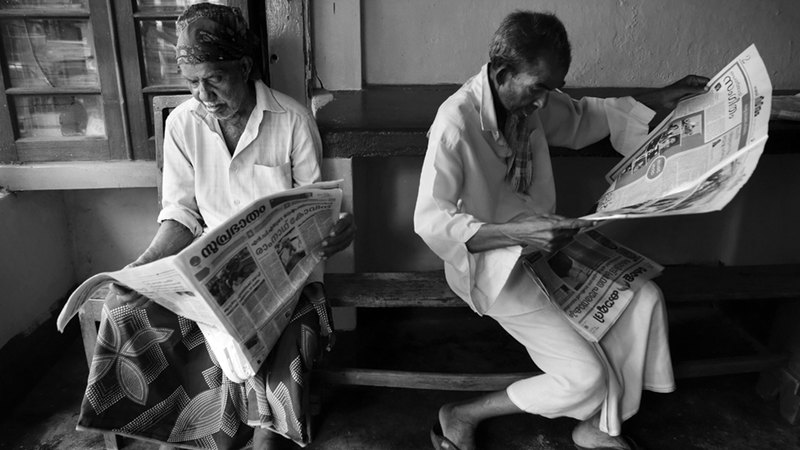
[197,82,214,101]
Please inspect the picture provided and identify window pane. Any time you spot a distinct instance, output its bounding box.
[136,1,242,14]
[1,19,98,88]
[0,0,88,9]
[136,0,190,14]
[14,94,105,138]
[140,20,184,86]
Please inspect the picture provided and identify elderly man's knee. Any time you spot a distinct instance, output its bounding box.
[560,359,607,403]
[636,280,665,308]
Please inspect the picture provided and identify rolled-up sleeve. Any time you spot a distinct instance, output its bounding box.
[603,96,655,157]
[157,114,205,237]
[290,113,323,188]
[540,92,654,156]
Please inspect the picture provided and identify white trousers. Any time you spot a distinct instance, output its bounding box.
[486,263,675,436]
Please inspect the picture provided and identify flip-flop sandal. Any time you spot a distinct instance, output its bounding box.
[574,435,640,450]
[430,422,462,450]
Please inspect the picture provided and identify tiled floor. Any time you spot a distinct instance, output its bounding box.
[2,306,800,449]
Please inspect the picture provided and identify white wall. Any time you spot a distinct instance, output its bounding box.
[315,0,800,89]
[0,189,159,349]
[0,192,74,348]
[64,188,161,280]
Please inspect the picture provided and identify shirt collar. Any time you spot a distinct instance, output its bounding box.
[189,80,285,125]
[476,64,512,157]
[479,63,500,135]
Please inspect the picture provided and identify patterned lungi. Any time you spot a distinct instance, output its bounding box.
[77,282,333,449]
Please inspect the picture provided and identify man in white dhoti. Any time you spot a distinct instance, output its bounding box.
[414,11,708,450]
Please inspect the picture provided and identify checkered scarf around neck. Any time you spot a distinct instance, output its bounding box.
[503,112,534,193]
[175,3,253,65]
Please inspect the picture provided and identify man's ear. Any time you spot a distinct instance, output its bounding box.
[493,65,514,86]
[240,56,254,80]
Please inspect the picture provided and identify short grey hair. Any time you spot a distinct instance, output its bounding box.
[489,11,572,73]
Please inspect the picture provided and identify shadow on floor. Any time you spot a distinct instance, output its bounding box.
[2,306,800,449]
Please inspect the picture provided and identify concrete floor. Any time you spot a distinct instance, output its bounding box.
[2,306,800,450]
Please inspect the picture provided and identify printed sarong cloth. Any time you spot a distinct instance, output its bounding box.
[77,282,333,449]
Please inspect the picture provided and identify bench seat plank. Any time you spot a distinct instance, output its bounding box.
[315,352,789,391]
[323,265,800,308]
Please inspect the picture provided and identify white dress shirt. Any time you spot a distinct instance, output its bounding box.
[157,80,324,382]
[159,80,322,233]
[414,64,655,314]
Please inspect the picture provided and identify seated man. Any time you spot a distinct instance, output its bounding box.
[414,11,707,450]
[78,3,354,449]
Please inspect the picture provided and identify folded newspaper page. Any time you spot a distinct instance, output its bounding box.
[57,180,343,375]
[523,230,663,342]
[584,44,772,221]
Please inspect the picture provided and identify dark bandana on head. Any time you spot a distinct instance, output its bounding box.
[175,3,252,65]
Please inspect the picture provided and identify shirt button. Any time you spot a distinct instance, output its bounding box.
[234,200,241,205]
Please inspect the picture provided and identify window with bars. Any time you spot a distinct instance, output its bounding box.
[0,0,266,164]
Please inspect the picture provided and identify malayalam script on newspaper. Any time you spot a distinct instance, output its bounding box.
[530,45,772,341]
[57,180,343,374]
[584,44,772,221]
[523,230,662,342]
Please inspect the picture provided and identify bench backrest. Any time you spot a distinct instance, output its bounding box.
[153,94,193,203]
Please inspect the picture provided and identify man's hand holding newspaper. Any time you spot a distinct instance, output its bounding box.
[57,180,344,378]
[529,45,772,342]
[585,44,771,221]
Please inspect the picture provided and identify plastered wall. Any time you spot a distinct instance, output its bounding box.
[362,0,799,88]
[315,0,800,90]
[0,192,74,348]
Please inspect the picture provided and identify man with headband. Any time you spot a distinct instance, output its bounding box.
[76,3,354,449]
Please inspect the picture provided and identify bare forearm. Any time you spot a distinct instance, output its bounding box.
[133,220,195,265]
[466,216,593,254]
[633,75,710,129]
[466,223,520,253]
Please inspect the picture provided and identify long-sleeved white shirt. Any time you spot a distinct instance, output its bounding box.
[414,64,654,314]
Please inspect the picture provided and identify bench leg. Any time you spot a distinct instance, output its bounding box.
[79,303,122,448]
[757,301,800,424]
[103,432,119,450]
[757,367,800,424]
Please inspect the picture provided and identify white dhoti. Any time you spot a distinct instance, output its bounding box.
[486,263,675,436]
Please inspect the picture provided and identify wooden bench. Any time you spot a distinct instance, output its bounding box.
[79,265,800,392]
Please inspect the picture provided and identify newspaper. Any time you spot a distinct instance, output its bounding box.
[57,180,343,375]
[523,230,663,342]
[584,44,772,221]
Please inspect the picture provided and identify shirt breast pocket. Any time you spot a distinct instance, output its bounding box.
[253,162,293,197]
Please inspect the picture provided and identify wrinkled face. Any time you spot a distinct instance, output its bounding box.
[180,58,251,121]
[496,57,567,116]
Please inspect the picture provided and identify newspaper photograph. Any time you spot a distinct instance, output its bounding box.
[584,44,772,221]
[57,180,343,374]
[523,230,663,342]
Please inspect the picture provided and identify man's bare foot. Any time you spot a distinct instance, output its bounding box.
[572,418,632,449]
[438,402,478,450]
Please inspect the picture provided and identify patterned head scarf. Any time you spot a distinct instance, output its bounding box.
[175,3,253,65]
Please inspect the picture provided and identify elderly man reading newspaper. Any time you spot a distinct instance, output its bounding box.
[414,11,708,450]
[73,4,354,449]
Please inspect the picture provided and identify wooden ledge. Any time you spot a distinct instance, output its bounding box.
[0,160,158,191]
[315,86,800,159]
